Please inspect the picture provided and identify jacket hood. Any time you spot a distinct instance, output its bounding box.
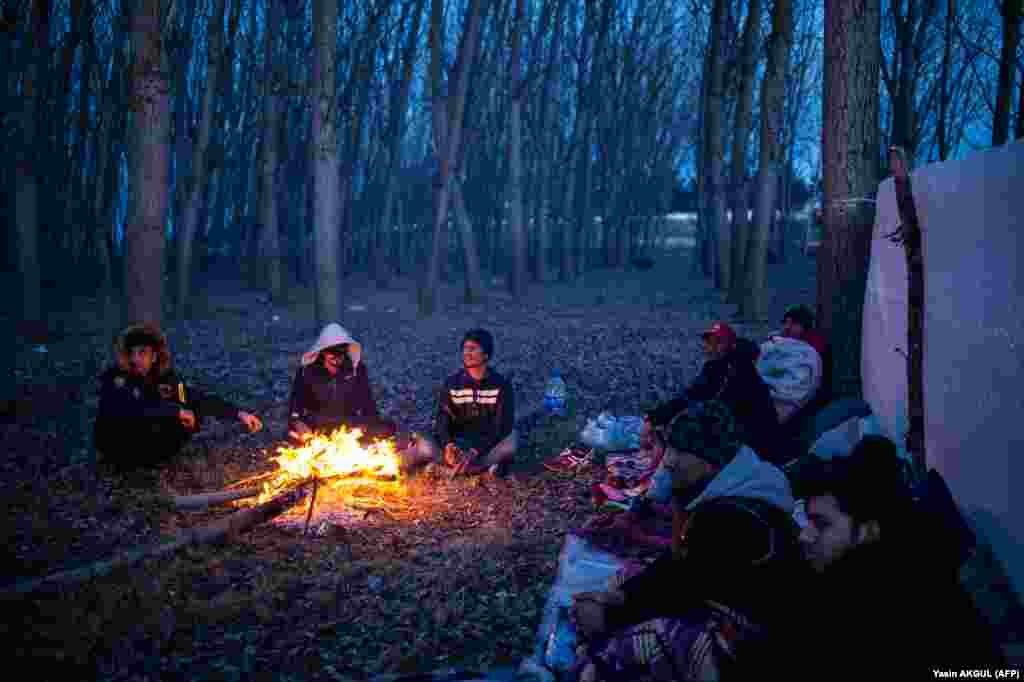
[113,323,171,375]
[301,323,361,368]
[686,446,795,514]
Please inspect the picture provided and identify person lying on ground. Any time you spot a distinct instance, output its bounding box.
[406,328,516,478]
[94,323,263,472]
[287,323,398,444]
[569,399,807,681]
[642,321,779,459]
[747,435,1005,677]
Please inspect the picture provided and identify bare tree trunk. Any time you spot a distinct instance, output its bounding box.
[741,0,794,321]
[706,0,729,291]
[1017,54,1024,140]
[887,0,915,153]
[123,0,171,328]
[819,0,881,398]
[339,6,385,279]
[559,3,590,282]
[937,0,954,159]
[506,0,527,298]
[533,0,565,283]
[451,177,484,302]
[695,46,714,277]
[312,0,342,326]
[15,0,49,327]
[419,0,485,316]
[375,0,427,289]
[728,0,761,303]
[170,0,196,272]
[175,0,226,319]
[68,0,94,273]
[261,0,284,302]
[993,0,1021,146]
[93,10,131,331]
[578,0,612,276]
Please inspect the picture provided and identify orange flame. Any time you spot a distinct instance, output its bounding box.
[252,426,403,508]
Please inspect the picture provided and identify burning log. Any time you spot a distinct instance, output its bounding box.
[173,487,262,510]
[1,481,315,598]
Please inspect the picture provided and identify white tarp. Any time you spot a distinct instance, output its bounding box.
[862,139,1024,599]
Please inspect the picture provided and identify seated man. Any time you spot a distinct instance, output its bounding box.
[409,329,516,477]
[287,323,397,444]
[643,321,779,460]
[95,323,263,472]
[782,435,1005,676]
[780,304,827,358]
[570,400,807,681]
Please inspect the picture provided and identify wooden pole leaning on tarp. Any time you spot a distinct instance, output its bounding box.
[0,479,316,598]
[885,146,926,478]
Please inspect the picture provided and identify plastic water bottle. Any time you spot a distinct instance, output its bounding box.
[544,369,568,417]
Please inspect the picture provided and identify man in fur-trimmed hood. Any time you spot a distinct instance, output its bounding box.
[94,323,263,471]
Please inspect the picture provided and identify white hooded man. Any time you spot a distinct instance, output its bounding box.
[287,323,399,446]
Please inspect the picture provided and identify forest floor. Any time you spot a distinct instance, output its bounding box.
[2,250,818,681]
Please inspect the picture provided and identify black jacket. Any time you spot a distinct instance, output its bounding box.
[647,345,779,457]
[435,368,515,455]
[607,495,808,631]
[94,367,240,463]
[287,361,383,434]
[745,538,1006,679]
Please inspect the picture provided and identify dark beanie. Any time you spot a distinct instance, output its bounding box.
[667,400,742,470]
[783,305,815,330]
[462,328,494,357]
[124,329,162,351]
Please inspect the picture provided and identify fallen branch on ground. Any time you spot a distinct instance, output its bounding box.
[173,487,262,510]
[1,480,316,598]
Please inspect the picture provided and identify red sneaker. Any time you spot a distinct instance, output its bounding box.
[543,447,594,475]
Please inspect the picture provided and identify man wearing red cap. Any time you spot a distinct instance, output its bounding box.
[643,321,779,460]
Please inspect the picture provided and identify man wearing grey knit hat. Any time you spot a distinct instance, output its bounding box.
[570,399,807,680]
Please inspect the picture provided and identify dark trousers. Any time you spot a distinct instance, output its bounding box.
[97,418,194,471]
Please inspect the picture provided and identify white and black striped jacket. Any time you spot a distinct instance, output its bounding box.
[435,368,515,454]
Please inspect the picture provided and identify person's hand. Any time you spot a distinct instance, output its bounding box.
[238,411,263,433]
[443,443,462,468]
[571,590,625,639]
[178,409,197,430]
[640,417,654,450]
[456,448,481,475]
[289,420,313,441]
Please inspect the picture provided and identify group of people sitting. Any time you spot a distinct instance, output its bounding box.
[93,316,1007,678]
[645,306,828,467]
[543,308,1006,679]
[561,307,828,518]
[565,406,1006,680]
[94,322,518,477]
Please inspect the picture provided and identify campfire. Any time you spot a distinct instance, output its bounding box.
[232,426,407,532]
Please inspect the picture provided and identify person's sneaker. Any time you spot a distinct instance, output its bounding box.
[486,461,508,480]
[543,447,593,475]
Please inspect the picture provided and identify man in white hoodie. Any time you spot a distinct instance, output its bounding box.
[568,400,808,682]
[287,323,397,444]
